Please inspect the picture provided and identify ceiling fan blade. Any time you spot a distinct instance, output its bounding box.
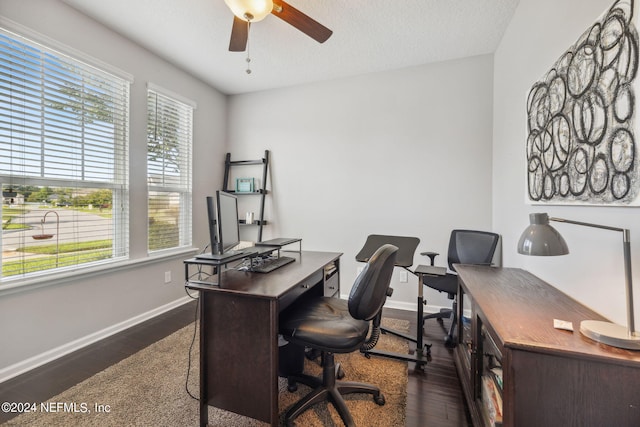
[271,1,333,44]
[229,16,248,52]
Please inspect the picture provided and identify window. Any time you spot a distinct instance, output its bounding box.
[0,27,130,282]
[147,85,193,253]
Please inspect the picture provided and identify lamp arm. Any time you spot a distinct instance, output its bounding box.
[624,239,635,335]
[549,216,627,234]
[550,217,635,336]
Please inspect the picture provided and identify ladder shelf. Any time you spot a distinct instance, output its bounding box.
[222,150,270,242]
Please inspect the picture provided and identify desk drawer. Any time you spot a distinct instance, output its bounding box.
[279,269,323,312]
[324,272,339,297]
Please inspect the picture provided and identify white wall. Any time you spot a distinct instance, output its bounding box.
[227,55,496,310]
[493,0,640,326]
[0,0,497,380]
[0,0,227,378]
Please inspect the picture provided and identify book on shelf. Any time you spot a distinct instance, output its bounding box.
[489,367,503,390]
[324,264,338,277]
[461,316,472,365]
[482,375,503,426]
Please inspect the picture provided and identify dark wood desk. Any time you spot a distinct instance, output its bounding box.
[454,265,640,427]
[184,251,341,426]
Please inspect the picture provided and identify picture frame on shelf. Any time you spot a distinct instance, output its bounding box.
[236,177,254,193]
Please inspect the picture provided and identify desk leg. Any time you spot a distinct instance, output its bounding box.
[199,295,208,427]
[199,291,278,425]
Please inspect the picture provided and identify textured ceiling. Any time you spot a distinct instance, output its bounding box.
[60,0,520,95]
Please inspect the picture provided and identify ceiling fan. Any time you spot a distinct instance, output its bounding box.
[224,0,333,52]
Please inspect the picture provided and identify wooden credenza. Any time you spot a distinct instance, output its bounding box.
[454,265,640,427]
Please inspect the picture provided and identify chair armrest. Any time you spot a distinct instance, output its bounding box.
[420,251,439,266]
[415,264,447,276]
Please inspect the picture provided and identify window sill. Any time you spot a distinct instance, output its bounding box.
[0,247,199,297]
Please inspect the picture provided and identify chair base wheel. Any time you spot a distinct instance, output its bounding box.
[284,352,383,427]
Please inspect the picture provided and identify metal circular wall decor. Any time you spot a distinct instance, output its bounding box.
[526,0,640,205]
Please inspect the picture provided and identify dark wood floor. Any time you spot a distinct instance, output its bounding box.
[0,301,470,426]
[386,307,471,427]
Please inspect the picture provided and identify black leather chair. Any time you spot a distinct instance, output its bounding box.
[421,229,499,347]
[279,244,398,427]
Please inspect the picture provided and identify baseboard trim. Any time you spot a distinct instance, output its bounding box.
[0,296,193,384]
[383,300,472,320]
[337,293,449,314]
[377,298,449,314]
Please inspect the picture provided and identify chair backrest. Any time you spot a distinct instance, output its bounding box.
[448,230,500,271]
[348,244,398,321]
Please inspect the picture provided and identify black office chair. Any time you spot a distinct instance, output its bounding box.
[421,229,499,347]
[279,244,398,427]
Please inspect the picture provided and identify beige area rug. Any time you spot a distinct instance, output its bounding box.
[6,318,408,426]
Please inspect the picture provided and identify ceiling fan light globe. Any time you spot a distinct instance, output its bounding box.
[224,0,273,22]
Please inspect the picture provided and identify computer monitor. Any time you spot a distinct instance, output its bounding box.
[204,191,240,259]
[216,190,240,254]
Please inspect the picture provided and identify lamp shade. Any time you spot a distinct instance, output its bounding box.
[517,213,569,256]
[224,0,274,22]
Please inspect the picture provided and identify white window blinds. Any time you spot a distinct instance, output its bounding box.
[0,27,130,281]
[147,85,193,252]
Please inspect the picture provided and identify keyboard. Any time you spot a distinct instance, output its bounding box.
[252,256,295,273]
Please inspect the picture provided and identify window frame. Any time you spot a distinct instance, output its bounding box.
[146,83,195,254]
[0,21,132,284]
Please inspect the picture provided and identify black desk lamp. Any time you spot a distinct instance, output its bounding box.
[517,212,640,350]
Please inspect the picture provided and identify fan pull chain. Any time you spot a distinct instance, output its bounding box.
[246,20,252,74]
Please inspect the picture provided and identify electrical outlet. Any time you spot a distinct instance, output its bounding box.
[399,270,408,283]
[164,271,172,283]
